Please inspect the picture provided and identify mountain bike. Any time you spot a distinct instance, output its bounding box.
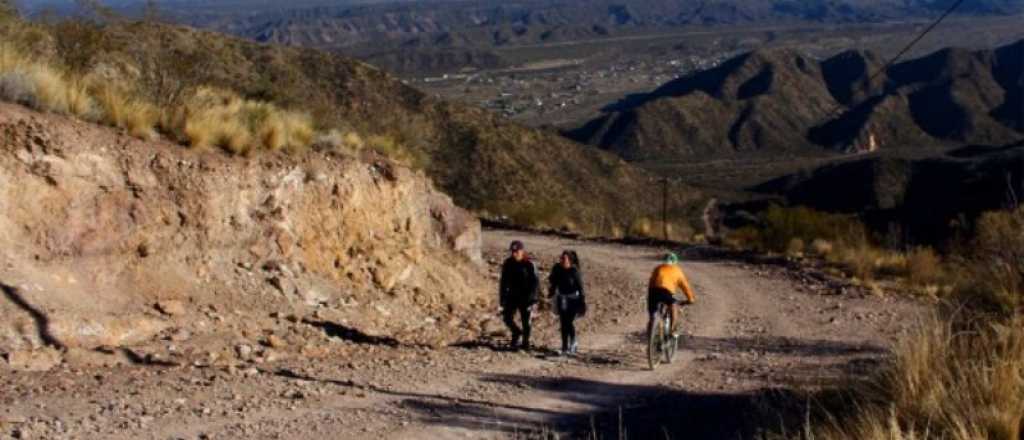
[647,299,680,370]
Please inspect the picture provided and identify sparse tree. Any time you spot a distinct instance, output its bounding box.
[132,45,213,108]
[52,19,110,73]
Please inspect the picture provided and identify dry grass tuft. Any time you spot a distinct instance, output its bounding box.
[905,247,943,286]
[94,85,158,140]
[810,239,834,256]
[961,207,1024,313]
[807,207,1024,440]
[809,315,1024,440]
[0,43,329,156]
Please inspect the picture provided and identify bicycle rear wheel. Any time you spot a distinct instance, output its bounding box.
[647,308,665,370]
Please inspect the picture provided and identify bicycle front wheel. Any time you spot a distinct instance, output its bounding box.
[647,309,665,370]
[663,316,678,363]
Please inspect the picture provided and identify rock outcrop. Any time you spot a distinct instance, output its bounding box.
[0,103,489,369]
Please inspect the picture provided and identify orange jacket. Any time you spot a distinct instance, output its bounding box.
[649,264,696,302]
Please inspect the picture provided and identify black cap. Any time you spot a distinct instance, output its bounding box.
[509,240,525,252]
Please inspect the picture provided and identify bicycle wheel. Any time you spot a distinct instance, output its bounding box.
[663,313,678,363]
[647,308,665,370]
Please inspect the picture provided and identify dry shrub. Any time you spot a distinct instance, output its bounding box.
[0,43,97,118]
[835,242,881,281]
[315,129,365,153]
[263,110,313,152]
[172,87,313,153]
[64,78,96,119]
[759,205,866,253]
[905,247,942,286]
[726,226,762,250]
[0,71,35,106]
[94,85,158,139]
[630,217,653,238]
[811,315,1024,440]
[959,207,1024,313]
[25,65,79,115]
[786,238,805,257]
[367,134,424,167]
[810,239,834,256]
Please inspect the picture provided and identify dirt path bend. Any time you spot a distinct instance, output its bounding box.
[0,230,927,440]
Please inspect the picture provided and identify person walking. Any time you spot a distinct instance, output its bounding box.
[499,240,539,351]
[549,250,586,355]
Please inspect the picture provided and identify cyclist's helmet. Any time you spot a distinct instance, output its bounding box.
[664,252,679,264]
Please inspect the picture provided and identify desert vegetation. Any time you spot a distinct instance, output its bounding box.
[803,206,1024,440]
[0,7,384,159]
[725,205,950,291]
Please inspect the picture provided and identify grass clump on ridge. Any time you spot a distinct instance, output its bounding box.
[0,30,392,158]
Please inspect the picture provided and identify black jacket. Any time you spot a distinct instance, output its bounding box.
[549,265,586,316]
[548,265,584,298]
[499,257,539,307]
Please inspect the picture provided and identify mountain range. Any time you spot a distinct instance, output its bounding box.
[570,40,1024,161]
[21,0,1024,73]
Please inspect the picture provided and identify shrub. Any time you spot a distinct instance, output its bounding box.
[786,238,805,257]
[958,207,1024,313]
[0,71,35,107]
[835,242,881,281]
[94,85,157,138]
[65,79,97,120]
[759,205,867,253]
[810,315,1024,440]
[0,25,384,161]
[810,238,834,256]
[0,43,96,118]
[725,226,763,250]
[315,129,365,153]
[905,247,942,286]
[169,87,315,153]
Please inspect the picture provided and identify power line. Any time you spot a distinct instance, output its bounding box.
[818,0,967,123]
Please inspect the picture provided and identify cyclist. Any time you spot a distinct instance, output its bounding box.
[647,252,696,338]
[499,240,539,351]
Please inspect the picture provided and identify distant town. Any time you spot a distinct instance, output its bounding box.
[409,52,736,128]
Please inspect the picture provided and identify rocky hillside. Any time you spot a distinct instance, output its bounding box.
[571,40,1024,161]
[0,15,706,238]
[0,102,491,371]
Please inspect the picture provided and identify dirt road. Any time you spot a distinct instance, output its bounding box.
[0,229,926,439]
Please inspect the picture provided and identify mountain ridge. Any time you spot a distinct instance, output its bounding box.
[571,39,1024,161]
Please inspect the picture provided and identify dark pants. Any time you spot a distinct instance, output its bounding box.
[502,304,532,347]
[558,311,576,351]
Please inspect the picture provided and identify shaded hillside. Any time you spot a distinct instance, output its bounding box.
[572,41,1024,161]
[571,49,839,160]
[0,15,705,237]
[752,140,1024,245]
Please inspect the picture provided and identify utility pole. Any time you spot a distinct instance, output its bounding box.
[662,177,668,242]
